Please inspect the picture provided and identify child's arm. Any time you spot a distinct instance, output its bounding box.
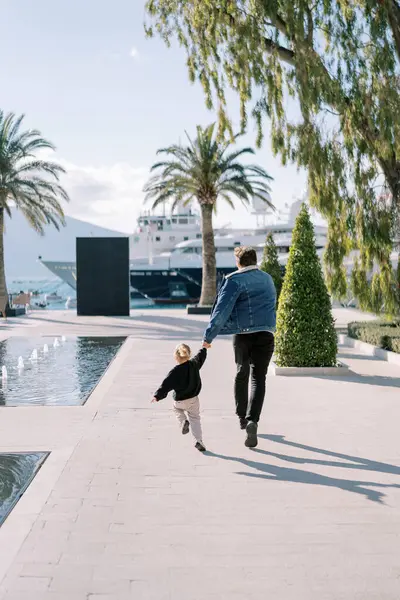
[153,368,177,402]
[191,347,207,370]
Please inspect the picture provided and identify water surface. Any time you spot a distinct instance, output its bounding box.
[0,453,48,525]
[0,336,125,406]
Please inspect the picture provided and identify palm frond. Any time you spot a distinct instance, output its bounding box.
[143,123,274,215]
[221,147,256,165]
[245,164,274,180]
[0,111,68,236]
[219,193,235,210]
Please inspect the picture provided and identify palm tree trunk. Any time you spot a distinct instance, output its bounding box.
[0,208,8,317]
[199,203,216,306]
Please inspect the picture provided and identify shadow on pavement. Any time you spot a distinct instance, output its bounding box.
[259,435,400,475]
[337,352,382,361]
[25,313,207,330]
[311,371,400,388]
[208,434,400,504]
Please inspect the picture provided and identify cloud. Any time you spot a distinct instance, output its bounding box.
[35,151,309,234]
[130,46,139,60]
[54,157,149,233]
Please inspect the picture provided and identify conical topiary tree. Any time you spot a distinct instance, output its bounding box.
[275,204,337,367]
[260,232,283,300]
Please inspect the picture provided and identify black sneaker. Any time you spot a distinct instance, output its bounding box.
[245,421,258,448]
[195,441,206,452]
[182,420,190,435]
[239,417,248,430]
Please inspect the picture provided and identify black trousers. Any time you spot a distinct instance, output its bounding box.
[233,331,275,423]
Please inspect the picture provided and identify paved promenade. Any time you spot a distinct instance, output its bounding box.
[0,308,399,599]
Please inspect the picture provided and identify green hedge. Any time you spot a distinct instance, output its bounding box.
[348,321,400,353]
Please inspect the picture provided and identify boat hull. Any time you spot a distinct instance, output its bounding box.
[40,261,77,290]
[40,260,143,299]
[130,267,233,304]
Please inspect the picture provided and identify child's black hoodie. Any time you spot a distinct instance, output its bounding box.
[154,348,207,401]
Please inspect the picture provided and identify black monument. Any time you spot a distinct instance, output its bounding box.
[76,237,130,316]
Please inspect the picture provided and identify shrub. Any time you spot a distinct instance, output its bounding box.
[275,204,337,367]
[392,338,400,353]
[348,320,400,353]
[348,320,399,336]
[260,232,283,299]
[397,260,400,309]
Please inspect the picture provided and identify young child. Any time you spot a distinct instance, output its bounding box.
[152,343,207,452]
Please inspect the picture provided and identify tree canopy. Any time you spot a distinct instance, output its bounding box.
[145,0,400,310]
[143,123,273,304]
[143,124,273,214]
[0,111,68,231]
[0,110,68,314]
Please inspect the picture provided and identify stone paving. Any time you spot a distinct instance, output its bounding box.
[0,308,399,599]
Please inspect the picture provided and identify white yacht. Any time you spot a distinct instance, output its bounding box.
[39,196,330,304]
[39,207,202,296]
[129,200,328,304]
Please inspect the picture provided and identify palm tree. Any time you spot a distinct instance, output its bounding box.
[0,111,69,316]
[143,124,274,305]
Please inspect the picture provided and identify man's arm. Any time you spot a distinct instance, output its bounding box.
[203,278,241,344]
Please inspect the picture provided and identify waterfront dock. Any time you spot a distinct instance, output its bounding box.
[0,308,399,600]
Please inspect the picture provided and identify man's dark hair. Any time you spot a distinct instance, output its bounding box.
[234,246,258,267]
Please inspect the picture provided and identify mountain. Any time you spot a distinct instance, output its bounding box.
[4,212,124,278]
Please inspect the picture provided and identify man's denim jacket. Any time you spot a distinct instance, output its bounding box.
[203,266,276,344]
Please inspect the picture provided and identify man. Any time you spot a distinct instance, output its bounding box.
[203,246,276,448]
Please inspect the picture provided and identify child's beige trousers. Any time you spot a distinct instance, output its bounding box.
[173,396,203,442]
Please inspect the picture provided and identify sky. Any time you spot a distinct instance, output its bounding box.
[1,0,307,234]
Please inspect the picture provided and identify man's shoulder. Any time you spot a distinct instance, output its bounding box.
[257,270,276,289]
[226,268,272,282]
[221,272,241,287]
[258,269,274,282]
[225,269,240,280]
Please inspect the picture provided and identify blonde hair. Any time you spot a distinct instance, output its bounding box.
[174,343,191,361]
